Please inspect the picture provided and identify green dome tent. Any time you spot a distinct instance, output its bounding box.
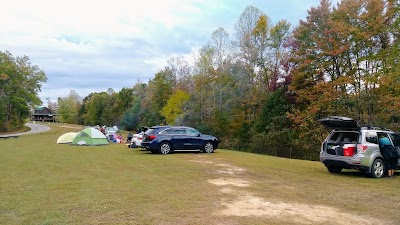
[57,132,77,144]
[71,127,109,146]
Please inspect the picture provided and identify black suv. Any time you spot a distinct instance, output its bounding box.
[141,126,218,154]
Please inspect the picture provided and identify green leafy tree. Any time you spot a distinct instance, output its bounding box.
[84,92,115,126]
[57,90,81,123]
[0,51,46,131]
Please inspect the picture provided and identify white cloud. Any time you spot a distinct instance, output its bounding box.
[1,0,339,104]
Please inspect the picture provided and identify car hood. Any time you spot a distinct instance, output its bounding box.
[318,116,360,130]
[202,134,218,140]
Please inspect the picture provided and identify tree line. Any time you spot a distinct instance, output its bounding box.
[11,0,400,160]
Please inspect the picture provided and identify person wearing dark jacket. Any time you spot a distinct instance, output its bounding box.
[379,136,397,178]
[127,132,133,142]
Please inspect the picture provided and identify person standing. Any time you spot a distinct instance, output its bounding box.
[379,136,397,178]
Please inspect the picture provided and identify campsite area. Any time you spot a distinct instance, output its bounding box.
[1,123,400,225]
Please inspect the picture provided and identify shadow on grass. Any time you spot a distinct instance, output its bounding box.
[134,149,214,155]
[323,170,387,179]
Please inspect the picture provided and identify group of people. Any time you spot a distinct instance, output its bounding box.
[96,125,126,144]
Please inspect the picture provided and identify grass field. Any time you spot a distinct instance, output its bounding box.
[1,123,400,225]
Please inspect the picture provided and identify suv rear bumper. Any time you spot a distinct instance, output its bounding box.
[322,159,370,173]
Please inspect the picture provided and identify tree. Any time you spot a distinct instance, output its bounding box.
[112,87,135,118]
[233,6,270,120]
[140,68,175,125]
[161,90,190,125]
[0,51,47,131]
[119,82,147,130]
[57,90,81,123]
[46,98,58,113]
[209,27,231,69]
[268,20,291,91]
[84,92,114,126]
[288,0,397,159]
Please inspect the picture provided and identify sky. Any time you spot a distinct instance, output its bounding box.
[0,0,339,104]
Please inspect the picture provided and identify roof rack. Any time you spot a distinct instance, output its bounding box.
[360,124,391,131]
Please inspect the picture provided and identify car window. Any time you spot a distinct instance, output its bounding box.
[186,128,199,136]
[341,132,359,143]
[377,132,393,147]
[365,131,378,144]
[176,129,186,134]
[160,128,185,135]
[144,128,155,135]
[328,132,341,142]
[389,133,400,147]
[328,131,358,143]
[160,128,174,134]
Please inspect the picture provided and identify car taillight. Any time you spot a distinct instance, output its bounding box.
[357,144,368,153]
[139,137,142,140]
[148,135,156,141]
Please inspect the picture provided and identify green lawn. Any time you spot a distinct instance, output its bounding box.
[1,123,399,225]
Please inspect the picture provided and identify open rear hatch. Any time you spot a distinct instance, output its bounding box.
[318,116,360,130]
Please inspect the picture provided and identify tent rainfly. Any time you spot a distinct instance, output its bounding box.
[71,127,109,146]
[57,132,77,144]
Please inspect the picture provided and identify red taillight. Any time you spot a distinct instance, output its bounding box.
[148,135,156,141]
[139,137,142,140]
[357,145,368,153]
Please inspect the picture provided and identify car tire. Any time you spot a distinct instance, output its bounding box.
[158,142,172,154]
[327,165,342,173]
[203,142,214,153]
[368,158,385,178]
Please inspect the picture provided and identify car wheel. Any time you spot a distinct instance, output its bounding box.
[369,158,385,178]
[327,165,342,173]
[158,142,172,154]
[203,142,214,153]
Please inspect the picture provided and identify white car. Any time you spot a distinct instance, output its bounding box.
[105,127,116,140]
[129,132,143,148]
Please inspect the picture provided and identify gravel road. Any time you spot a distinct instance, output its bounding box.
[0,123,50,138]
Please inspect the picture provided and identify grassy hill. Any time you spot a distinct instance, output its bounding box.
[1,123,399,225]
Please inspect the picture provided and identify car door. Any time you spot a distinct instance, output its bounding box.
[318,116,360,130]
[166,128,187,150]
[389,133,400,166]
[185,128,204,150]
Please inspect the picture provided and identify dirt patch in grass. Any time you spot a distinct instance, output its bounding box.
[216,190,383,225]
[190,155,390,225]
[208,178,251,187]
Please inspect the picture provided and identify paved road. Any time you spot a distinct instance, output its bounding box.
[0,123,50,138]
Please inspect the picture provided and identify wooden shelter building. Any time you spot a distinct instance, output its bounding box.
[31,107,58,122]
